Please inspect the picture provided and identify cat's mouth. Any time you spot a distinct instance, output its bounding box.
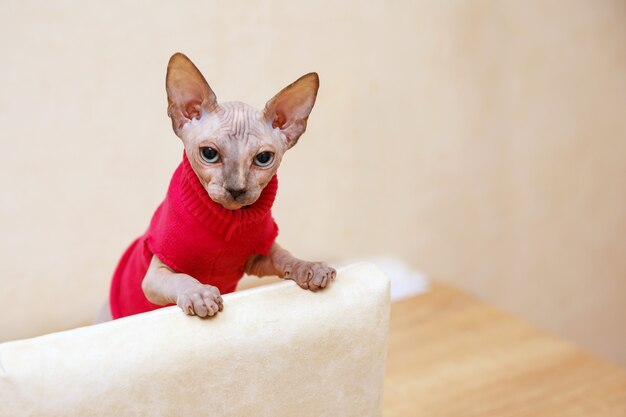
[209,190,259,211]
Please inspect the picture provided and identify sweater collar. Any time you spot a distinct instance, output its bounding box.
[178,153,278,239]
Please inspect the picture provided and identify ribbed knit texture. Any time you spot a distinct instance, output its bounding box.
[109,153,279,319]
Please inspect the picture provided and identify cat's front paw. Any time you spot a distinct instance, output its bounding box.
[176,282,224,317]
[284,261,336,292]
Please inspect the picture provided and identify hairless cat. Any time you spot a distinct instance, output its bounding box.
[97,53,335,322]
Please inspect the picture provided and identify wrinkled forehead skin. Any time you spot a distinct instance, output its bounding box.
[181,101,286,153]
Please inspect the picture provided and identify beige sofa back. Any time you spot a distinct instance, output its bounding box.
[0,263,390,417]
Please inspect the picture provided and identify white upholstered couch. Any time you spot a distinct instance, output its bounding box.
[0,263,390,416]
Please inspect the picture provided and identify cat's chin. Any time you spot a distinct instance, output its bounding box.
[216,198,254,211]
[221,202,244,211]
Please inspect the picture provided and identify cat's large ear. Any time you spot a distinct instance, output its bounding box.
[166,53,218,134]
[263,73,319,149]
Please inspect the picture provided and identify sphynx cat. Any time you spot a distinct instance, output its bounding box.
[96,53,335,322]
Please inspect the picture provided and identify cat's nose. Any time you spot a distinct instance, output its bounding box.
[226,187,246,199]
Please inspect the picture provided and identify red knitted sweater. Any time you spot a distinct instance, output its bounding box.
[109,153,279,319]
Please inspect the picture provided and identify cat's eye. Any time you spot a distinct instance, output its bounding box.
[254,151,274,167]
[200,147,220,163]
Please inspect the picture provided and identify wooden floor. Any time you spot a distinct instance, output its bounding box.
[384,283,626,417]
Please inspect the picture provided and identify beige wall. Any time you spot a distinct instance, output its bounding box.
[1,1,625,366]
